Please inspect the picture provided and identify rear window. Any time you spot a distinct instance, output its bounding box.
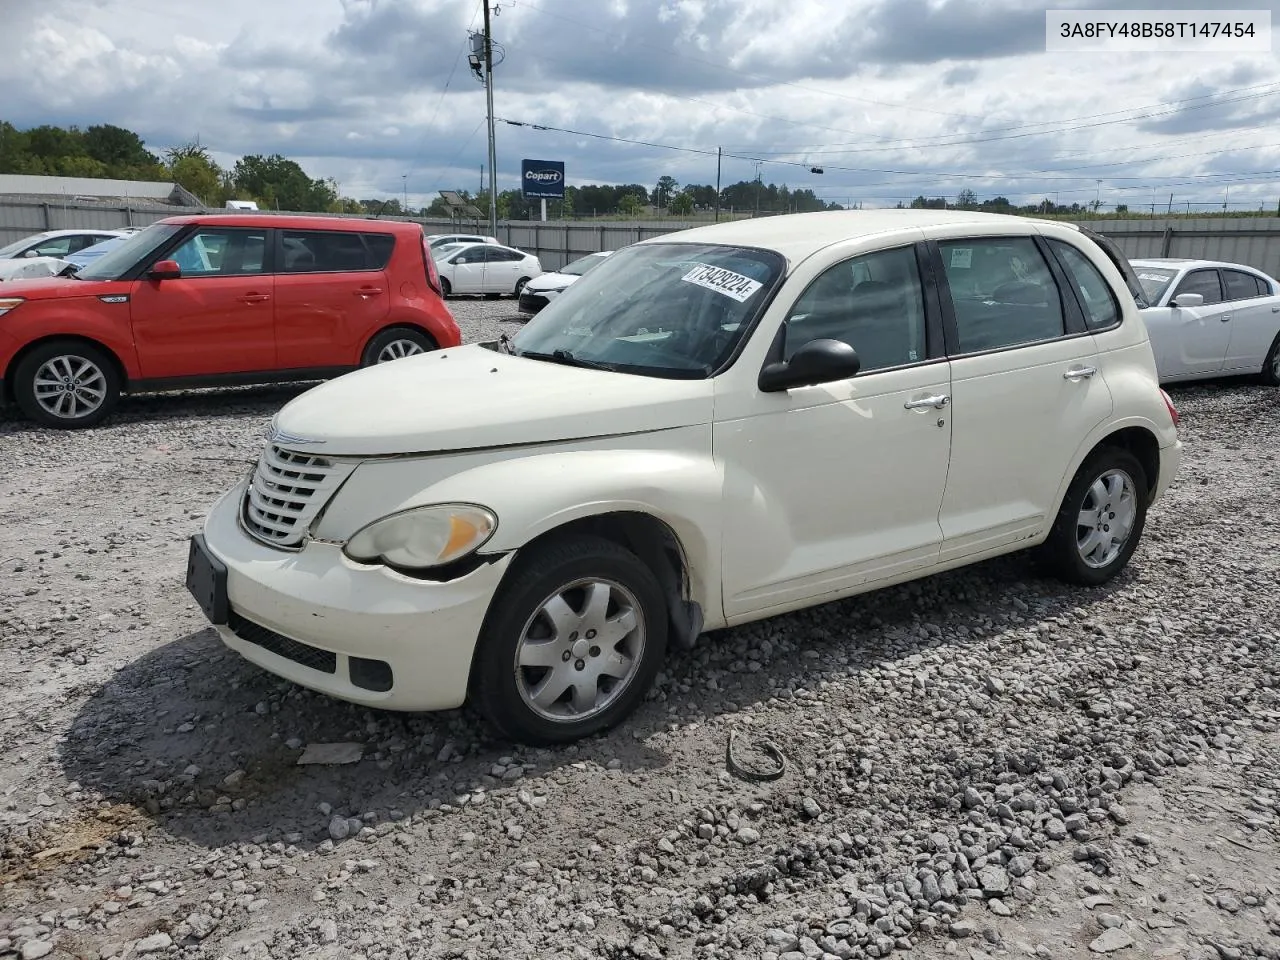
[1047,239,1120,330]
[280,230,394,273]
[1223,269,1266,301]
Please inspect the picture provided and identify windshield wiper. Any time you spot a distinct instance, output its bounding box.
[517,348,618,372]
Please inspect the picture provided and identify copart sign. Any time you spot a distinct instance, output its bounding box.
[521,159,565,199]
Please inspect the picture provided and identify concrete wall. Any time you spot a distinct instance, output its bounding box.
[6,198,1280,276]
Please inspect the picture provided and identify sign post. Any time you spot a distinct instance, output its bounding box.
[521,159,564,225]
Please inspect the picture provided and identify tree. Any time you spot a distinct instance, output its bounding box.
[653,175,679,208]
[166,142,222,203]
[84,124,158,169]
[618,193,642,216]
[955,189,978,209]
[233,154,337,211]
[668,192,693,216]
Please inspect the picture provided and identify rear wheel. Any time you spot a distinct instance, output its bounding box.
[1036,447,1148,586]
[13,340,120,428]
[470,535,668,745]
[361,327,436,366]
[440,277,451,298]
[1261,332,1280,386]
[514,277,531,296]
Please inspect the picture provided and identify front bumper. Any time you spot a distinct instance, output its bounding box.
[195,480,513,711]
[517,291,549,314]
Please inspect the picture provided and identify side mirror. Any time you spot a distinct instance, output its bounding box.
[149,259,182,280]
[759,337,861,392]
[1171,292,1204,308]
[453,256,468,264]
[22,249,42,258]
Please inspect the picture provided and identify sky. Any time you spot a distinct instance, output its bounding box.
[6,0,1280,212]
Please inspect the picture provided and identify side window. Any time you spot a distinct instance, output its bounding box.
[32,237,75,256]
[938,237,1065,353]
[1048,239,1120,330]
[783,244,927,372]
[280,230,377,273]
[1172,269,1222,305]
[168,229,267,276]
[1223,269,1263,302]
[365,234,394,268]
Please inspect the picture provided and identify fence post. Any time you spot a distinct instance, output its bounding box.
[597,224,604,252]
[1160,226,1174,257]
[41,203,51,230]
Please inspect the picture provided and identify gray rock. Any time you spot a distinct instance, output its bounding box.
[765,929,801,952]
[978,866,1010,896]
[1088,929,1134,953]
[1096,912,1123,929]
[21,942,53,960]
[1044,818,1068,841]
[328,816,350,841]
[318,919,338,944]
[135,933,173,954]
[802,797,823,819]
[963,788,984,810]
[950,919,976,939]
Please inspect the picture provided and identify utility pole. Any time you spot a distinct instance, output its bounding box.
[482,0,498,236]
[714,147,722,222]
[402,174,408,214]
[754,161,762,217]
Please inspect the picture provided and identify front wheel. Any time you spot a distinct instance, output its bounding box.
[1037,447,1148,586]
[1261,332,1280,386]
[13,340,121,428]
[513,277,530,296]
[470,535,668,745]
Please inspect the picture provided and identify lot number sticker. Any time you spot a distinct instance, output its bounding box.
[949,247,973,269]
[681,263,763,302]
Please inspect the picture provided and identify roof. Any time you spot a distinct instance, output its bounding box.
[155,213,425,233]
[1132,257,1267,272]
[639,209,1062,261]
[0,174,201,206]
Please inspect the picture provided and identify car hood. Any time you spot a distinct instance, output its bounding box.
[0,258,74,282]
[524,272,577,293]
[0,276,125,298]
[270,343,715,456]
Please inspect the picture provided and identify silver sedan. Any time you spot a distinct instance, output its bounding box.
[1132,257,1280,386]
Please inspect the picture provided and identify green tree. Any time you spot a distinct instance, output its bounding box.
[653,175,679,208]
[166,143,222,204]
[618,193,642,216]
[955,188,978,209]
[668,192,693,216]
[233,154,337,211]
[84,124,158,169]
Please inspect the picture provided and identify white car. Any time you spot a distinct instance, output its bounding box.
[427,233,498,248]
[518,251,613,314]
[433,242,542,297]
[0,228,131,261]
[187,210,1182,744]
[1130,258,1280,386]
[0,257,75,282]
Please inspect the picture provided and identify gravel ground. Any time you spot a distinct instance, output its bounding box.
[1,299,1277,960]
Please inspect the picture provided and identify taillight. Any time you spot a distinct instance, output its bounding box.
[422,235,443,298]
[1160,388,1179,427]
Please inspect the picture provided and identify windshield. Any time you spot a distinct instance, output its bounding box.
[559,254,608,277]
[0,236,44,258]
[511,242,786,378]
[1134,267,1179,305]
[75,223,182,281]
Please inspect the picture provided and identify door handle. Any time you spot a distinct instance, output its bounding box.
[1063,365,1098,381]
[1271,306,1279,313]
[238,294,271,303]
[904,394,950,410]
[1220,314,1232,322]
[355,287,384,297]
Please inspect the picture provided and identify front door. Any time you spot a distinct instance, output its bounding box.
[450,248,486,293]
[1160,268,1233,376]
[128,226,275,379]
[932,235,1114,561]
[717,243,953,620]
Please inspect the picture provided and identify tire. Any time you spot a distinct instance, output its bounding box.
[1037,447,1149,587]
[440,277,451,298]
[360,327,437,366]
[1261,332,1280,386]
[513,277,530,297]
[13,340,121,429]
[470,535,668,745]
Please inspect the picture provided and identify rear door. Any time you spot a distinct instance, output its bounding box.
[932,233,1114,560]
[273,229,393,368]
[1221,268,1280,373]
[486,247,520,293]
[128,226,275,379]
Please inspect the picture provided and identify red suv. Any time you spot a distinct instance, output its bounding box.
[0,214,461,428]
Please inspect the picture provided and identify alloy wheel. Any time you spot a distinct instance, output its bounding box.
[376,339,426,362]
[513,578,646,722]
[32,354,108,421]
[1075,468,1137,568]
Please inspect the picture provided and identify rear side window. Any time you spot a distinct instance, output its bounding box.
[1223,269,1265,301]
[1173,269,1222,305]
[1048,239,1120,330]
[938,237,1065,353]
[280,230,393,273]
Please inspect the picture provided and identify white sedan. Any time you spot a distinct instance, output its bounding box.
[1132,258,1280,386]
[433,242,542,297]
[518,251,612,314]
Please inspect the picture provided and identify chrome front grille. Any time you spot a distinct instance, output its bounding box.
[241,445,353,548]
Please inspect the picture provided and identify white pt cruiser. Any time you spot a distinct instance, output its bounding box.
[187,210,1182,745]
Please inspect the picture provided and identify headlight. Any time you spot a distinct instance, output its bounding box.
[343,504,496,568]
[0,298,25,316]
